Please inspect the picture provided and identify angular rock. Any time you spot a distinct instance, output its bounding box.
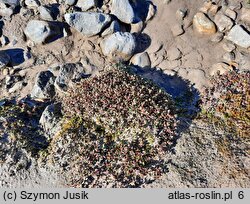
[76,0,97,11]
[0,51,10,69]
[131,20,144,33]
[214,14,234,32]
[24,20,61,44]
[146,2,156,22]
[54,63,86,92]
[64,12,112,36]
[0,2,14,16]
[167,47,182,61]
[226,25,250,48]
[39,103,62,139]
[39,6,55,21]
[100,32,136,61]
[31,71,56,99]
[193,12,216,35]
[130,52,151,68]
[111,0,135,24]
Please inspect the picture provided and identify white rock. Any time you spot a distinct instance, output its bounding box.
[100,32,136,61]
[226,25,250,48]
[111,0,135,24]
[130,52,151,68]
[64,12,112,36]
[76,0,97,11]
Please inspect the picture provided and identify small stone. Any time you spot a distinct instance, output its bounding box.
[2,68,9,76]
[9,81,24,93]
[146,2,156,22]
[64,12,112,36]
[100,32,136,62]
[208,4,219,16]
[130,52,151,68]
[0,51,10,69]
[167,47,182,61]
[210,32,224,43]
[210,62,232,76]
[171,24,185,36]
[39,103,62,139]
[76,0,97,11]
[31,71,56,99]
[176,8,187,21]
[0,35,9,46]
[214,14,234,32]
[130,20,144,33]
[0,3,14,17]
[226,25,250,48]
[199,1,212,13]
[225,8,237,20]
[223,52,235,62]
[111,0,135,24]
[222,41,236,52]
[193,12,216,35]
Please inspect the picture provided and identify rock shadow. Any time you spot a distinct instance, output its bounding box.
[5,48,26,66]
[134,33,151,53]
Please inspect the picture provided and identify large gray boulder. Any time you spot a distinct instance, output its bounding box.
[64,12,112,36]
[226,25,250,48]
[24,20,61,44]
[31,71,56,99]
[100,32,136,61]
[111,0,135,24]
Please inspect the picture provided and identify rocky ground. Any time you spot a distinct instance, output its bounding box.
[0,0,249,187]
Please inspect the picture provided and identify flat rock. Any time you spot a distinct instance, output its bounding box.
[214,13,234,32]
[100,32,136,62]
[64,12,112,36]
[130,52,151,68]
[226,25,250,48]
[0,51,10,69]
[31,71,56,99]
[76,0,97,11]
[111,0,135,24]
[193,12,216,35]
